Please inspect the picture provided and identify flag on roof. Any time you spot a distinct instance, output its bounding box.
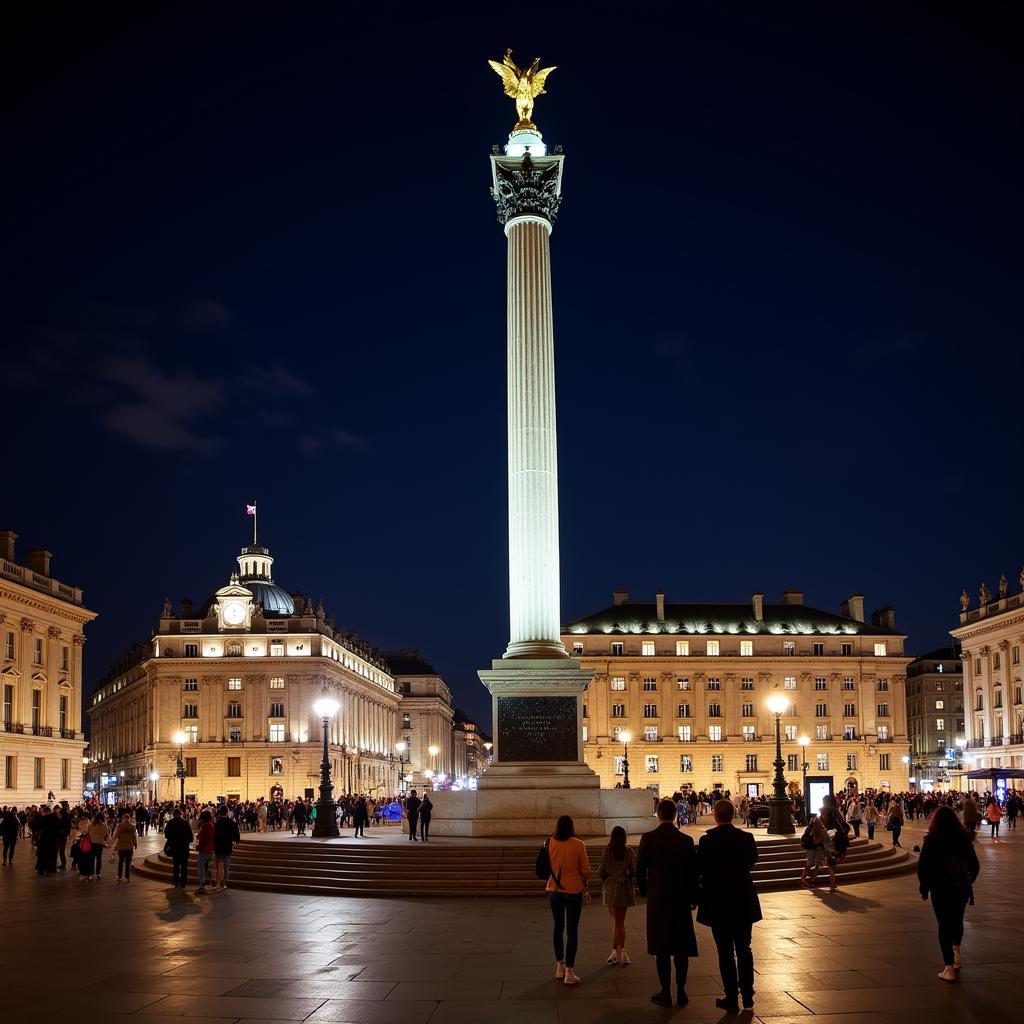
[246,504,256,516]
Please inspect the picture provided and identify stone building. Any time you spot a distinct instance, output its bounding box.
[951,572,1024,777]
[0,530,97,805]
[88,537,401,803]
[905,647,964,790]
[452,711,491,783]
[563,588,911,797]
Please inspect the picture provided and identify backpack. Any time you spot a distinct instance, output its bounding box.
[534,838,564,888]
[79,834,92,854]
[800,825,815,850]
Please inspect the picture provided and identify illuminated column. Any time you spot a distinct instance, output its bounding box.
[491,136,567,659]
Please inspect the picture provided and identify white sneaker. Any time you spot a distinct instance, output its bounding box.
[555,961,566,979]
[564,968,581,986]
[620,951,631,966]
[938,966,957,983]
[606,950,619,965]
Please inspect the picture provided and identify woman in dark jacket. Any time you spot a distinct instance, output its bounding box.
[419,795,433,842]
[353,797,369,838]
[917,804,980,982]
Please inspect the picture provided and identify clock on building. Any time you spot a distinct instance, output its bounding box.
[212,580,254,631]
[222,600,246,626]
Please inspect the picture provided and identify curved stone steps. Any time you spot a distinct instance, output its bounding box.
[133,835,914,896]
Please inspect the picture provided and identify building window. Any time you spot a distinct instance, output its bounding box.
[270,756,284,775]
[784,676,797,690]
[788,703,798,717]
[229,725,242,743]
[745,754,758,771]
[784,724,797,740]
[227,701,242,718]
[993,652,1001,670]
[879,753,890,770]
[582,704,588,719]
[3,631,13,660]
[708,703,721,717]
[675,640,689,657]
[59,646,69,672]
[935,718,945,731]
[842,642,853,656]
[402,713,411,729]
[270,676,285,689]
[816,753,829,771]
[677,703,690,717]
[874,642,887,657]
[644,726,659,742]
[708,725,722,741]
[581,725,588,742]
[227,757,241,777]
[677,677,690,691]
[269,723,285,742]
[60,757,69,789]
[843,725,856,740]
[643,677,658,691]
[707,677,720,691]
[742,725,755,742]
[643,703,658,718]
[843,677,855,690]
[227,677,242,691]
[994,689,1003,709]
[226,642,243,657]
[572,642,583,655]
[31,690,42,729]
[877,725,889,740]
[645,755,659,773]
[706,640,720,656]
[847,754,858,771]
[613,755,625,776]
[4,756,14,788]
[813,642,825,656]
[740,640,753,657]
[815,724,829,740]
[59,695,68,734]
[612,726,623,741]
[611,642,624,656]
[711,754,723,772]
[677,725,691,741]
[184,678,198,692]
[787,753,799,771]
[783,641,796,656]
[641,640,656,657]
[843,703,856,717]
[611,704,625,718]
[815,702,828,717]
[741,702,753,717]
[740,677,754,691]
[611,676,626,691]
[184,643,199,658]
[877,678,889,691]
[270,702,285,718]
[680,755,692,772]
[270,642,285,657]
[1013,646,1020,666]
[183,704,198,718]
[34,757,44,788]
[32,638,43,666]
[876,704,889,718]
[935,699,944,710]
[815,677,827,691]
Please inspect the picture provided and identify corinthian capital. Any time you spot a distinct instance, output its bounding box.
[491,153,561,226]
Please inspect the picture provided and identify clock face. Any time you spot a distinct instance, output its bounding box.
[222,601,246,626]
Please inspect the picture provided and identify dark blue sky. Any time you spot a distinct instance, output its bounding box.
[7,4,1022,729]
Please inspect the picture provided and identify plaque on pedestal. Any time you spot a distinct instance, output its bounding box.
[496,695,577,762]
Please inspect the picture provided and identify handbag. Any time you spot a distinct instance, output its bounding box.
[80,834,92,854]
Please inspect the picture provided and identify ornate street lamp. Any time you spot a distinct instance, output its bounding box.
[312,698,341,838]
[620,730,632,789]
[172,730,188,806]
[484,741,493,765]
[393,740,409,795]
[118,769,126,804]
[798,734,810,821]
[765,694,795,835]
[149,770,160,805]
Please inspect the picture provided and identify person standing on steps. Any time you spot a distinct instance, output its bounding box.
[406,790,421,841]
[163,807,193,889]
[194,809,215,895]
[697,799,762,1013]
[918,804,979,983]
[637,798,698,1007]
[545,814,591,987]
[353,796,368,838]
[598,825,636,966]
[213,803,241,891]
[419,794,433,842]
[863,800,879,841]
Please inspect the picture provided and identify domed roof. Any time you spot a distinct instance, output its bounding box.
[244,579,294,616]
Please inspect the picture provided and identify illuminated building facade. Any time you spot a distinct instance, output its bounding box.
[0,531,96,805]
[905,647,964,790]
[564,589,911,797]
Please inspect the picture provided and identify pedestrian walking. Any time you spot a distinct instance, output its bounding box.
[194,810,215,894]
[87,813,109,879]
[598,825,636,966]
[799,813,837,892]
[887,801,905,848]
[163,807,193,889]
[863,801,879,840]
[848,799,862,838]
[962,794,981,839]
[542,814,591,987]
[113,812,137,883]
[918,804,980,982]
[419,794,433,842]
[2,806,20,865]
[697,799,762,1013]
[636,798,698,1007]
[985,800,1002,839]
[213,804,241,890]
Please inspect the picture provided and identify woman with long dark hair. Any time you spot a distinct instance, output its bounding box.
[598,825,636,966]
[917,804,980,982]
[544,814,591,986]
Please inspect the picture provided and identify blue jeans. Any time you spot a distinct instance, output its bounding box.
[197,851,212,888]
[866,822,875,840]
[549,892,584,968]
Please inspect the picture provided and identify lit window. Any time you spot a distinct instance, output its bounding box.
[707,640,720,656]
[816,725,829,740]
[228,725,242,743]
[784,676,797,690]
[784,725,797,740]
[676,677,690,691]
[611,642,624,656]
[582,725,588,742]
[745,753,758,771]
[270,641,285,657]
[3,632,13,660]
[847,754,858,771]
[935,699,944,709]
[270,677,284,689]
[680,755,692,772]
[815,677,827,691]
[708,725,722,741]
[711,754,723,772]
[610,676,626,691]
[612,726,623,741]
[741,677,754,690]
[707,677,721,691]
[742,725,755,741]
[783,641,796,656]
[877,725,889,740]
[269,723,285,742]
[816,753,829,771]
[227,677,242,690]
[874,642,887,657]
[645,754,659,772]
[644,726,658,742]
[935,718,945,731]
[675,640,689,657]
[613,755,625,775]
[270,757,284,775]
[677,725,691,741]
[641,640,656,657]
[740,640,753,657]
[572,642,583,655]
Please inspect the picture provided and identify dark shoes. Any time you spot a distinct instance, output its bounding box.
[650,990,673,1007]
[742,992,754,1009]
[715,997,740,1013]
[677,990,688,1007]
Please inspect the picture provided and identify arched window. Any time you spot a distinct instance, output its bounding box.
[226,641,243,657]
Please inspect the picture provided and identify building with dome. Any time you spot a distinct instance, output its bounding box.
[87,535,402,803]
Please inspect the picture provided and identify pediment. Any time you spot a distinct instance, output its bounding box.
[31,671,47,683]
[213,583,254,601]
[1,665,20,679]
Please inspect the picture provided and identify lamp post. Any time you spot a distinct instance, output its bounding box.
[620,731,632,789]
[118,769,126,804]
[765,694,795,835]
[484,741,493,765]
[798,735,810,821]
[149,770,159,805]
[172,730,188,806]
[394,741,409,795]
[428,743,439,777]
[312,698,341,838]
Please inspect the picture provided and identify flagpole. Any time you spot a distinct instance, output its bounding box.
[253,501,257,546]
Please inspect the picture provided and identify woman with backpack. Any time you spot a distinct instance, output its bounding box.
[598,825,636,966]
[541,815,591,986]
[917,804,979,982]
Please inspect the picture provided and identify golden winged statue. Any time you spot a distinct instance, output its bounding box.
[487,48,556,131]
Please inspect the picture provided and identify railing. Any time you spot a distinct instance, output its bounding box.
[1009,733,1024,745]
[2,721,24,733]
[60,729,77,740]
[31,725,53,737]
[0,559,84,605]
[990,735,1003,746]
[967,739,986,749]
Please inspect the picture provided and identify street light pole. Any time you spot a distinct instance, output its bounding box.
[766,694,795,835]
[312,698,341,838]
[798,734,810,822]
[172,730,188,806]
[620,731,632,790]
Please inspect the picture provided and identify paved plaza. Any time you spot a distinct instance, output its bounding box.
[2,820,1021,1024]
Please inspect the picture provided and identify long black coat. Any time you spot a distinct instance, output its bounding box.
[696,823,763,928]
[636,822,698,957]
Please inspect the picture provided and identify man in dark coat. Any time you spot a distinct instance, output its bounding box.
[637,797,699,1006]
[406,790,421,841]
[697,799,763,1013]
[163,808,194,889]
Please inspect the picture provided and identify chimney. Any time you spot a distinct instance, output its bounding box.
[872,606,896,630]
[180,598,193,618]
[752,592,764,621]
[781,589,804,606]
[841,594,865,622]
[0,530,16,562]
[612,588,629,606]
[656,590,665,622]
[27,549,52,577]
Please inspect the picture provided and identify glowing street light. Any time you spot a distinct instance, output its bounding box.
[798,734,811,818]
[312,697,341,838]
[765,694,795,835]
[172,730,188,805]
[619,730,632,790]
[149,770,160,805]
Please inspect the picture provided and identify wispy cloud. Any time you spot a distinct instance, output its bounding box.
[181,299,233,331]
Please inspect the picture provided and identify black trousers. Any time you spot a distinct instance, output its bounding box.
[711,921,754,999]
[420,817,431,841]
[2,835,16,863]
[408,813,419,839]
[931,889,968,965]
[171,850,189,886]
[549,892,584,968]
[655,953,689,993]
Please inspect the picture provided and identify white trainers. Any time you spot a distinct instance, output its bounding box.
[938,966,957,983]
[555,961,566,980]
[564,968,581,986]
[606,950,619,965]
[620,951,631,966]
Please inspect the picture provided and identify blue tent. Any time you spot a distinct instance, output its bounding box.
[382,801,403,821]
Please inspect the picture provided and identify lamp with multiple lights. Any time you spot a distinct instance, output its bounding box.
[312,697,341,837]
[765,693,795,835]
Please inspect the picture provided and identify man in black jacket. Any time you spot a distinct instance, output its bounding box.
[406,790,421,841]
[163,808,194,889]
[637,798,698,1007]
[697,799,762,1013]
[213,804,241,891]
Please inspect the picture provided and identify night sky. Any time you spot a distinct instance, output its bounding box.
[7,5,1022,731]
